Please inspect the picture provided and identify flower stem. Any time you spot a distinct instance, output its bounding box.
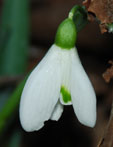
[68,5,88,32]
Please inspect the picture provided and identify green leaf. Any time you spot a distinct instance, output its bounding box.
[0,88,13,112]
[0,0,29,75]
[0,129,22,147]
[8,130,22,147]
[0,76,27,134]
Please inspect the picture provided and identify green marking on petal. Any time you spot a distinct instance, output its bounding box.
[60,86,71,103]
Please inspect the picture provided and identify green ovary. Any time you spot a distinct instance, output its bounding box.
[60,86,71,103]
[55,18,77,49]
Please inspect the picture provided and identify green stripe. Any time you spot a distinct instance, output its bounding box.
[60,86,71,103]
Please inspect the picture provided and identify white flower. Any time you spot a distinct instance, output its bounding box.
[19,44,96,132]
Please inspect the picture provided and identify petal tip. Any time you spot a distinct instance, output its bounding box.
[78,112,96,128]
[20,117,44,132]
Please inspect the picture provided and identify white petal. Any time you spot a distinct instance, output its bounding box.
[51,101,64,121]
[59,49,72,105]
[19,44,62,132]
[70,47,96,127]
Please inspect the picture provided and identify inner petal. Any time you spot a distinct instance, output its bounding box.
[51,100,64,121]
[59,49,72,105]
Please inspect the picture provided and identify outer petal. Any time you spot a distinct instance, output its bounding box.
[19,45,62,132]
[70,47,96,127]
[51,100,64,121]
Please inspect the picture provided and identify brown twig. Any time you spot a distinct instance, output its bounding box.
[98,60,113,147]
[97,100,113,147]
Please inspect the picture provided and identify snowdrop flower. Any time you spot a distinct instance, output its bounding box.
[19,17,96,132]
